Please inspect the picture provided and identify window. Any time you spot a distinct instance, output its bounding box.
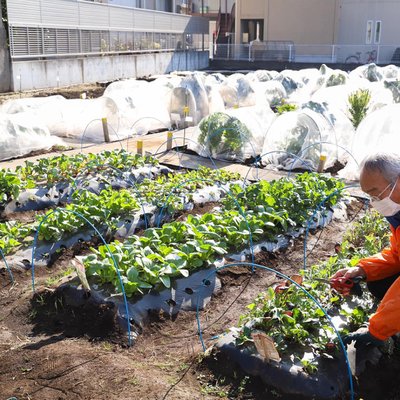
[366,20,373,44]
[375,20,381,44]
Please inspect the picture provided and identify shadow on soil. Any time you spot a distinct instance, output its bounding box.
[29,287,125,345]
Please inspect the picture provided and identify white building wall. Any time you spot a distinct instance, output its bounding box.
[338,0,400,63]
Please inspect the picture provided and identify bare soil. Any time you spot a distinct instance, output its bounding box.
[0,83,106,105]
[1,199,399,400]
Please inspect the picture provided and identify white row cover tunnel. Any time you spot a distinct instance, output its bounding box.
[1,64,400,177]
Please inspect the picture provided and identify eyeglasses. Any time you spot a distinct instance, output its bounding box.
[369,181,395,202]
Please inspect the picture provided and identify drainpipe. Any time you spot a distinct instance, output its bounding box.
[225,0,227,28]
[201,0,204,51]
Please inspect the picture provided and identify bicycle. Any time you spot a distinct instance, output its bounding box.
[345,49,377,64]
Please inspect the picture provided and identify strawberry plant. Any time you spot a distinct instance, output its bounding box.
[223,172,344,230]
[235,210,389,373]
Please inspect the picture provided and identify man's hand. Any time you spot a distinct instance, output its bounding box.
[331,266,367,281]
[342,328,384,349]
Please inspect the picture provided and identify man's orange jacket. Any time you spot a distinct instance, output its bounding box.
[359,225,400,340]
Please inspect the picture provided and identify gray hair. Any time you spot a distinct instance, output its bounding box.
[360,152,400,183]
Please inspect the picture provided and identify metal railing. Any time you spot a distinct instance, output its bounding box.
[212,43,400,65]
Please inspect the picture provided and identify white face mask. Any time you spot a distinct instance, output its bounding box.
[370,180,400,216]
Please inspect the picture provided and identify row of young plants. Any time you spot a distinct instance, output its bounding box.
[0,188,142,253]
[135,166,240,208]
[83,173,345,297]
[38,167,241,242]
[0,150,159,205]
[236,210,390,373]
[0,166,240,254]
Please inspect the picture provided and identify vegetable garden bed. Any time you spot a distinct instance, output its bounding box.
[2,149,400,400]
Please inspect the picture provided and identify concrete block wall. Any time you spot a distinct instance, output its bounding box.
[10,51,209,91]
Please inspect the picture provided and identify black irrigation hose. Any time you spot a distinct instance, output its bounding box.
[159,274,273,399]
[306,198,366,260]
[202,274,252,332]
[303,223,325,260]
[348,196,369,223]
[161,357,198,400]
[154,273,277,344]
[153,274,254,341]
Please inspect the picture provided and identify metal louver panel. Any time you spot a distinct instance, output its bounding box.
[68,30,81,54]
[171,15,190,31]
[81,30,91,53]
[10,26,29,57]
[56,29,70,54]
[27,27,43,55]
[90,31,102,52]
[43,28,57,54]
[155,13,172,31]
[126,32,134,51]
[101,31,110,52]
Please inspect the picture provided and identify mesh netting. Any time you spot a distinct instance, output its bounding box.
[340,103,400,180]
[188,107,274,161]
[262,103,354,171]
[104,78,172,135]
[219,73,257,108]
[0,112,61,161]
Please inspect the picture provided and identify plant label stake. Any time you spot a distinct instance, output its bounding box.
[102,118,110,143]
[167,131,173,150]
[251,331,281,362]
[137,140,143,156]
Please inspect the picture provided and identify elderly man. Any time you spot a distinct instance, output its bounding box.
[331,152,400,347]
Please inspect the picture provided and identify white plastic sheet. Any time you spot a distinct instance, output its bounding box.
[104,78,172,136]
[2,65,400,165]
[0,95,67,114]
[253,80,287,107]
[50,97,123,141]
[311,79,394,116]
[2,96,123,142]
[169,73,209,128]
[340,104,400,180]
[0,112,61,161]
[219,73,257,108]
[261,103,354,171]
